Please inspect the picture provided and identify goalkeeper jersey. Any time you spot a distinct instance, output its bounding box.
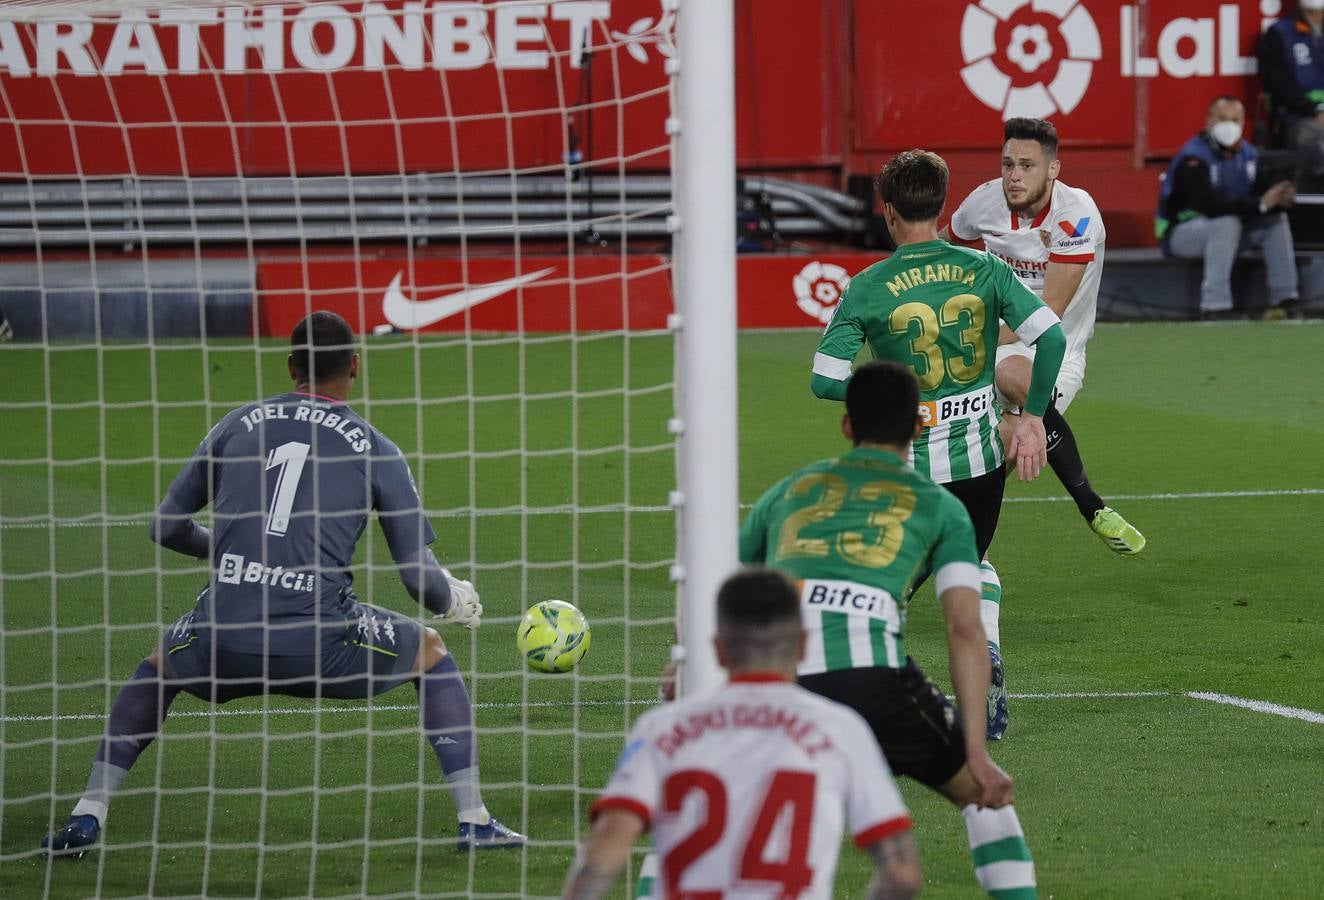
[739,447,981,675]
[812,240,1058,484]
[161,392,435,654]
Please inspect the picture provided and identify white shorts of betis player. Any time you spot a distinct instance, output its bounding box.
[995,343,1087,412]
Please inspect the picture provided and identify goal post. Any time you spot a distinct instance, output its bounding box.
[672,0,736,698]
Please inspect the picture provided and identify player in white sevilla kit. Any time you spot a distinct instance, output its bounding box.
[944,118,1145,557]
[562,568,922,900]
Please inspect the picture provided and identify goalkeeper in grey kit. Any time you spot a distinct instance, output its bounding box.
[44,311,525,856]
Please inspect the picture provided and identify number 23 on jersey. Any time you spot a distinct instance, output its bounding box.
[776,473,916,569]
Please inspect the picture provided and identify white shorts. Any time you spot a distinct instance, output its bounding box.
[995,341,1086,412]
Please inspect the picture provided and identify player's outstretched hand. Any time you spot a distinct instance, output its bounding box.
[967,752,1015,809]
[1007,414,1047,482]
[437,570,483,629]
[658,659,678,702]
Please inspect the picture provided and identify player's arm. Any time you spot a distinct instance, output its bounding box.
[1023,321,1065,417]
[738,478,788,564]
[933,501,1012,808]
[371,438,480,626]
[995,260,1064,417]
[148,419,227,559]
[940,581,996,770]
[149,495,211,559]
[842,712,922,899]
[864,832,923,900]
[394,548,452,615]
[811,287,863,400]
[993,257,1064,479]
[941,190,984,248]
[569,724,659,898]
[561,808,646,900]
[1039,260,1087,319]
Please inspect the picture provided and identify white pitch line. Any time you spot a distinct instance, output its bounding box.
[1186,692,1324,724]
[7,690,1321,727]
[0,697,655,725]
[1004,488,1324,504]
[4,488,1322,531]
[1007,690,1170,699]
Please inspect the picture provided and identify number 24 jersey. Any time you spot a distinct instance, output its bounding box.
[593,677,911,900]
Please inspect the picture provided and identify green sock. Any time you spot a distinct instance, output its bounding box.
[963,803,1037,898]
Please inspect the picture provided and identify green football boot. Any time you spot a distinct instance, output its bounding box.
[1091,507,1146,555]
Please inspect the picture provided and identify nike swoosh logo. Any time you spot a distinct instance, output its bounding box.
[382,267,555,329]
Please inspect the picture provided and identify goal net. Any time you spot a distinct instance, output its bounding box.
[0,1,735,896]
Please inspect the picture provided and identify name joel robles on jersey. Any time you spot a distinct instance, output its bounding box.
[239,401,373,453]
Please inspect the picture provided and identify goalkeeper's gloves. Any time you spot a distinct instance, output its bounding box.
[436,569,482,629]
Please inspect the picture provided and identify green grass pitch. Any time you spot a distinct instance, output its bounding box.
[1,322,1322,898]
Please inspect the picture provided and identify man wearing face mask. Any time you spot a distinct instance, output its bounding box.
[1158,96,1301,320]
[1260,0,1324,184]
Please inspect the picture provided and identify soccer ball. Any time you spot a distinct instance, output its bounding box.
[516,600,591,673]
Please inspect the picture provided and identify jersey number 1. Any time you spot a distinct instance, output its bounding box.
[265,441,310,537]
[663,768,816,898]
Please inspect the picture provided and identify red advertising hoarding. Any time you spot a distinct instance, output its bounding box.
[0,0,844,178]
[254,250,883,335]
[852,0,1273,159]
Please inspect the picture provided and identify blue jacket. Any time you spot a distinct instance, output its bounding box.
[1157,134,1258,248]
[1261,15,1324,125]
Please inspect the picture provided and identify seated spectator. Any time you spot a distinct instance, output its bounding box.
[1260,1,1324,185]
[1158,96,1302,320]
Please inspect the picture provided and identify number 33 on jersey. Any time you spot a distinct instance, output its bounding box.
[812,240,1059,484]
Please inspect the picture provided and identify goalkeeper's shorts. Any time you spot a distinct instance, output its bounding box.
[799,658,967,789]
[161,599,423,703]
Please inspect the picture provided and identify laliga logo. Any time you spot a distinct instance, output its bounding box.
[959,0,1102,120]
[793,261,851,325]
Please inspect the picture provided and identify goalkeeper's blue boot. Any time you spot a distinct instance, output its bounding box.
[457,816,526,852]
[42,814,100,857]
[986,647,1008,742]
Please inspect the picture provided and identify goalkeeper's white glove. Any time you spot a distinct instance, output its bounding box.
[436,569,482,629]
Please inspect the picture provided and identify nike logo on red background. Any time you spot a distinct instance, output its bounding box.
[381,268,555,329]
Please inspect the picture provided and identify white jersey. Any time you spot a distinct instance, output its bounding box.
[593,676,911,900]
[950,177,1104,358]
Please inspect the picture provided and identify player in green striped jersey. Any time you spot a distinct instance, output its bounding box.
[812,150,1065,487]
[741,361,1038,900]
[811,150,1067,743]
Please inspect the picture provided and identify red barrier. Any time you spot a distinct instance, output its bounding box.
[853,0,1271,160]
[255,250,886,334]
[258,253,674,335]
[2,1,1274,178]
[0,0,841,177]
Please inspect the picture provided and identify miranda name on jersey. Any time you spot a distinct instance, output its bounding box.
[885,263,978,297]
